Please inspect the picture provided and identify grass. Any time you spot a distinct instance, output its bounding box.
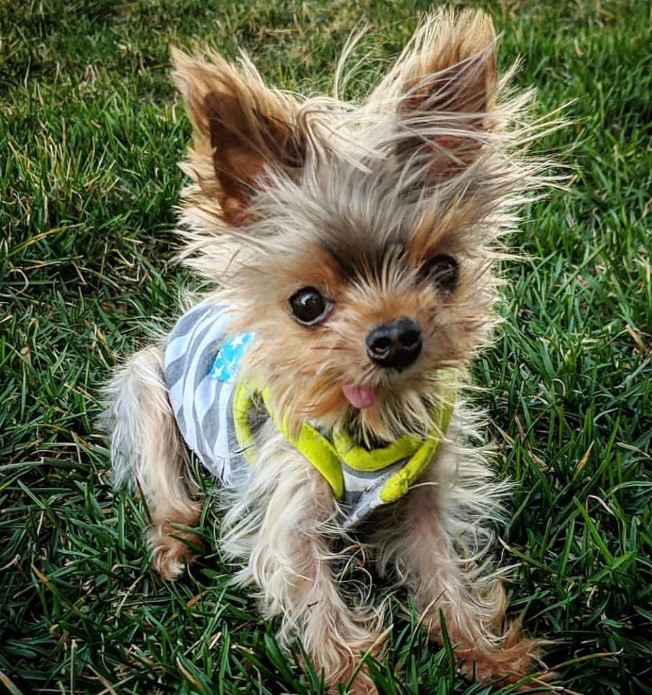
[1,0,650,693]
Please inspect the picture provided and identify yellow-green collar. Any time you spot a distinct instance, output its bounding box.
[233,382,456,504]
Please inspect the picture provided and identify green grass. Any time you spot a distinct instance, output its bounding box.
[1,0,650,693]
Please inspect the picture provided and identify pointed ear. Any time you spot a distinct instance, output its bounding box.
[172,48,306,225]
[370,10,499,178]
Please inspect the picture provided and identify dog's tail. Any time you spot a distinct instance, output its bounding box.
[103,346,201,579]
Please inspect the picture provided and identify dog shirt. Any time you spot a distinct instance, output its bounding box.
[164,301,454,528]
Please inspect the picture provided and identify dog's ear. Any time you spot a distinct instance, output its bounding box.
[369,10,499,179]
[172,49,306,225]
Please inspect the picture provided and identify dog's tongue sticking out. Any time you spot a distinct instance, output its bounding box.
[341,382,377,409]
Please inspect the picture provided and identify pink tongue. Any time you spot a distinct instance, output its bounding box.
[342,382,377,409]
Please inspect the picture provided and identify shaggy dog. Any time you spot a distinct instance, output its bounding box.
[106,9,553,692]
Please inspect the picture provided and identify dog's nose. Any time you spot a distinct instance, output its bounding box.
[366,317,422,370]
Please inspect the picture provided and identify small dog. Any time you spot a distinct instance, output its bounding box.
[105,9,551,692]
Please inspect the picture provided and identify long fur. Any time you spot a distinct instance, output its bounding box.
[105,9,556,693]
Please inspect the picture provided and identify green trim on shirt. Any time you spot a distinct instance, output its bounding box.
[232,379,456,504]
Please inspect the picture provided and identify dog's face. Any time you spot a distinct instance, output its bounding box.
[173,11,534,441]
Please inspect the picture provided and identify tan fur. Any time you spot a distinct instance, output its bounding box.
[219,422,383,691]
[373,442,537,686]
[105,9,557,692]
[104,346,202,580]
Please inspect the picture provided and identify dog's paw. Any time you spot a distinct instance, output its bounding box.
[457,631,547,691]
[148,526,201,580]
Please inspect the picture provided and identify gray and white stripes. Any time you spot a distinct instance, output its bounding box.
[164,302,245,482]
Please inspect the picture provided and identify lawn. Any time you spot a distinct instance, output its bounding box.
[1,1,650,693]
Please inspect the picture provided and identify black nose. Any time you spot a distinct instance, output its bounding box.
[366,317,422,370]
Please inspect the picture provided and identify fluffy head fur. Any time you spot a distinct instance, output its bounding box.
[173,9,545,444]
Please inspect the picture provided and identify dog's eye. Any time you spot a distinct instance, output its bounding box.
[419,255,459,292]
[288,287,332,326]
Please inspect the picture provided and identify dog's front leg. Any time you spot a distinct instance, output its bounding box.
[222,437,380,694]
[375,455,540,687]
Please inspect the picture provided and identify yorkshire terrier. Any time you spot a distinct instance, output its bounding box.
[105,9,552,693]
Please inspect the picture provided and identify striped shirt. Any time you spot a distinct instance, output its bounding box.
[164,301,252,483]
[163,302,450,528]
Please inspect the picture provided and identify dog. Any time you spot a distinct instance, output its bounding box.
[105,8,552,693]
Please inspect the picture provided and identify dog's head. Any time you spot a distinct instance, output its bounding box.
[172,10,544,442]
